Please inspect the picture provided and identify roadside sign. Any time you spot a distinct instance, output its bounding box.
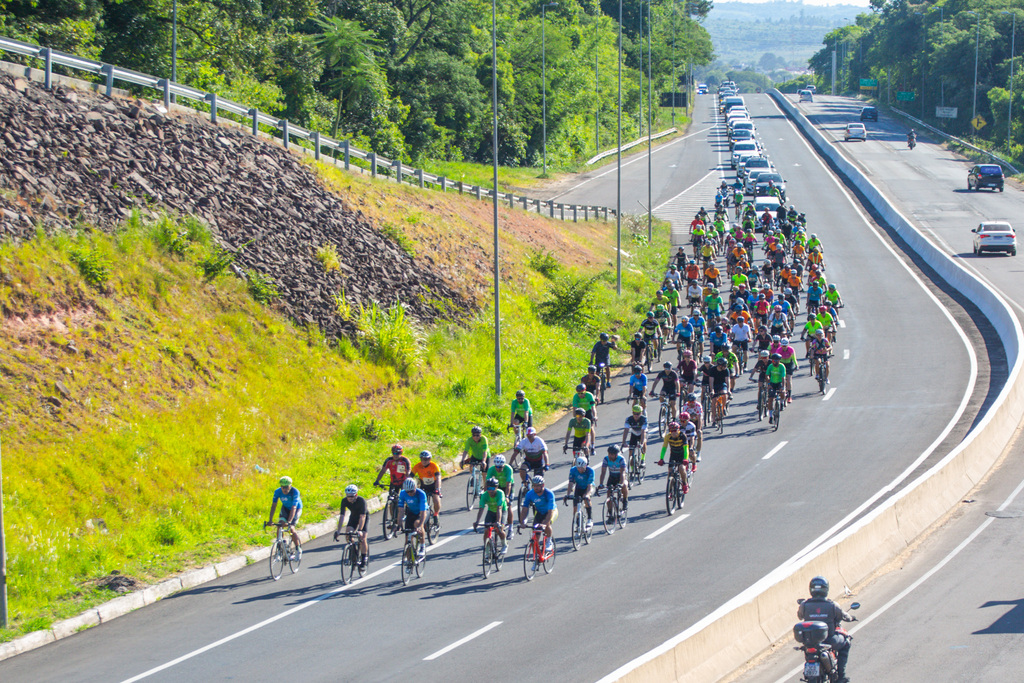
[896,91,915,101]
[972,115,987,130]
[935,106,958,118]
[859,79,878,90]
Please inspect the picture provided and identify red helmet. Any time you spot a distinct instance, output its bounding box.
[391,444,403,456]
[668,421,680,432]
[680,412,691,422]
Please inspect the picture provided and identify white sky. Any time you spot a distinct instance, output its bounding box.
[715,0,872,6]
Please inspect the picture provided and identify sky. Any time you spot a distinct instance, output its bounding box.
[715,0,872,6]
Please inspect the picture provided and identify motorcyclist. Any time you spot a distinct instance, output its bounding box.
[797,576,855,682]
[907,129,916,147]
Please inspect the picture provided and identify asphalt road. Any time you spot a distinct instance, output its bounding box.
[0,94,981,683]
[729,94,1024,683]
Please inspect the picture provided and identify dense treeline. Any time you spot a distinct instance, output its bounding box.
[0,0,713,166]
[809,0,1022,162]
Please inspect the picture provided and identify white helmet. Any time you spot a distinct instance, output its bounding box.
[344,484,358,497]
[493,454,506,468]
[575,457,588,468]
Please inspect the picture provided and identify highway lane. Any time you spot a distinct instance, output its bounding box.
[728,94,1024,683]
[0,95,978,683]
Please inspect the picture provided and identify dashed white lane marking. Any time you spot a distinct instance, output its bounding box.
[644,513,692,540]
[822,387,837,401]
[761,441,789,461]
[839,319,846,328]
[843,349,850,360]
[424,621,503,661]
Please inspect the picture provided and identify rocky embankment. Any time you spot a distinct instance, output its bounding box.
[0,74,467,336]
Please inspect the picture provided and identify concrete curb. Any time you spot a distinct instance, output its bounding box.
[600,91,1024,683]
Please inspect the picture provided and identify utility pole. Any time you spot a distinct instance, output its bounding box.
[647,0,653,243]
[491,0,501,395]
[617,0,623,296]
[541,2,558,176]
[1,433,7,628]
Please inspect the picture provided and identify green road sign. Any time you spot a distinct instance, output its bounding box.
[859,79,878,89]
[896,91,915,102]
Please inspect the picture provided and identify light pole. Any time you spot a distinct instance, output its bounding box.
[596,52,600,153]
[647,0,652,243]
[616,0,622,295]
[1003,11,1016,150]
[671,0,677,127]
[541,2,557,176]
[171,0,178,103]
[491,0,501,394]
[1,433,7,628]
[966,10,980,132]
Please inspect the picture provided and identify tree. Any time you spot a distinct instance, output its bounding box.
[314,16,388,138]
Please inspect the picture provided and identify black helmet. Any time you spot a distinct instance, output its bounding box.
[607,444,620,455]
[809,576,829,598]
[587,364,597,372]
[471,425,482,435]
[486,477,499,489]
[600,332,610,341]
[576,383,586,392]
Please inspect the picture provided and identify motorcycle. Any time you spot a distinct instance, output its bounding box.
[907,136,916,150]
[793,601,860,683]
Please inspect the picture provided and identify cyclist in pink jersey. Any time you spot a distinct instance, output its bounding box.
[771,338,799,402]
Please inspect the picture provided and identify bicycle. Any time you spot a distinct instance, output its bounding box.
[756,380,768,422]
[465,461,485,511]
[601,483,628,534]
[664,464,690,515]
[657,392,672,439]
[337,530,366,585]
[814,355,830,394]
[380,485,401,540]
[769,386,785,431]
[520,523,556,581]
[425,505,441,545]
[564,495,594,550]
[400,528,426,586]
[711,391,728,434]
[479,523,505,578]
[264,521,300,581]
[701,386,712,428]
[597,362,609,403]
[627,443,646,486]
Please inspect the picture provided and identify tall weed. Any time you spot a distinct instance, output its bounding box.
[315,243,341,272]
[536,274,599,329]
[355,300,423,373]
[527,248,561,279]
[68,246,110,290]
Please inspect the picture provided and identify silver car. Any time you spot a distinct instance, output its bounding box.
[972,221,1016,256]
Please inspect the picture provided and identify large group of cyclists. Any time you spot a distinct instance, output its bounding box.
[264,82,845,586]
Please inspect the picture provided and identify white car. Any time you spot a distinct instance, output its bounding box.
[731,141,760,169]
[972,221,1016,256]
[844,123,867,141]
[738,155,772,180]
[799,90,813,102]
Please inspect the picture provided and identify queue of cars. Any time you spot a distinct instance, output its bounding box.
[719,86,788,213]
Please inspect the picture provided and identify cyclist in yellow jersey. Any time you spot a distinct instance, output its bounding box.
[657,422,691,494]
[563,408,595,457]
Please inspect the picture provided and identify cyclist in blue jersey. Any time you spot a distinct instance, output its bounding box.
[674,316,694,356]
[628,365,648,410]
[519,476,557,553]
[598,445,629,513]
[565,456,596,530]
[267,476,302,557]
[398,478,429,550]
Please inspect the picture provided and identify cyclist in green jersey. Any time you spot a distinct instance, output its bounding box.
[509,389,533,432]
[765,353,787,423]
[800,314,824,358]
[486,454,515,529]
[663,285,681,325]
[572,383,599,425]
[824,283,843,308]
[460,425,490,474]
[473,477,509,552]
[563,408,595,456]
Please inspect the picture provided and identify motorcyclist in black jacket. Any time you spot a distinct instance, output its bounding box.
[797,576,855,682]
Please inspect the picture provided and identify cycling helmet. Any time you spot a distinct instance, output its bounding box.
[680,411,691,421]
[634,332,643,339]
[419,450,432,460]
[712,288,720,294]
[345,484,358,497]
[814,329,825,337]
[703,355,712,363]
[723,340,732,348]
[716,358,728,366]
[758,293,766,299]
[646,311,655,319]
[656,304,666,312]
[471,425,483,435]
[759,350,770,358]
[532,476,545,486]
[828,284,836,290]
[576,383,586,392]
[689,259,696,265]
[486,477,499,489]
[391,444,404,455]
[607,444,621,455]
[774,305,782,311]
[526,427,537,436]
[809,576,829,598]
[810,233,817,239]
[516,389,525,399]
[587,364,597,373]
[403,478,418,492]
[600,332,610,341]
[772,335,781,342]
[574,408,585,416]
[682,349,693,357]
[279,476,292,487]
[663,361,673,369]
[632,404,643,413]
[494,454,506,468]
[668,421,680,432]
[770,353,782,360]
[714,325,722,332]
[686,393,697,402]
[632,365,643,373]
[575,456,588,468]
[807,313,815,320]
[780,337,790,345]
[700,206,705,212]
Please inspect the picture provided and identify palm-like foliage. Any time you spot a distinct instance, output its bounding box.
[314,16,388,138]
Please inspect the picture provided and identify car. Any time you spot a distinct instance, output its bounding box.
[753,172,787,201]
[697,84,708,94]
[844,123,867,142]
[860,106,878,122]
[722,96,745,114]
[968,164,1005,192]
[731,141,760,169]
[798,90,813,102]
[972,221,1016,255]
[730,120,755,135]
[806,85,817,93]
[729,128,755,148]
[738,156,772,180]
[752,196,783,232]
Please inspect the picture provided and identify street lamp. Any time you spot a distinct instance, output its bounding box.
[965,10,980,132]
[491,0,501,394]
[541,1,558,176]
[1003,11,1017,150]
[646,0,652,243]
[171,0,178,103]
[616,0,622,295]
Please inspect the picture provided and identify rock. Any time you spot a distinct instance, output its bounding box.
[55,381,72,399]
[44,396,62,408]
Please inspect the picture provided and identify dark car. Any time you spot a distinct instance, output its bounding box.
[860,106,878,122]
[968,164,1005,192]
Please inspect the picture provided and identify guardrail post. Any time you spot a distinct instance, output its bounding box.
[457,181,464,194]
[249,108,258,135]
[101,64,113,98]
[343,140,350,170]
[549,200,555,218]
[162,80,172,110]
[440,176,447,192]
[522,196,528,210]
[42,48,52,90]
[416,169,424,188]
[534,199,541,213]
[369,152,377,178]
[603,207,608,220]
[312,131,321,161]
[280,119,289,149]
[573,205,578,223]
[508,192,514,208]
[474,186,482,200]
[560,204,565,220]
[206,93,217,124]
[396,160,403,184]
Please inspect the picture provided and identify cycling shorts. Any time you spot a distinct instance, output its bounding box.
[421,481,439,496]
[630,386,645,399]
[733,340,749,351]
[783,361,796,374]
[512,414,531,425]
[520,458,545,475]
[572,490,592,505]
[572,435,588,451]
[533,508,558,526]
[628,433,644,446]
[607,473,623,488]
[403,510,422,531]
[768,381,784,394]
[660,387,679,400]
[278,508,301,525]
[668,448,689,465]
[484,510,501,525]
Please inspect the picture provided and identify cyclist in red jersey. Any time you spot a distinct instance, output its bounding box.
[374,445,412,495]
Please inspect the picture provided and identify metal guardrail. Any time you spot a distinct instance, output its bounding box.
[890,106,1021,176]
[584,128,677,166]
[0,35,616,223]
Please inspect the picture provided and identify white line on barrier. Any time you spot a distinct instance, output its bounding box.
[843,349,850,360]
[424,621,503,661]
[822,388,837,401]
[644,513,691,540]
[762,441,789,460]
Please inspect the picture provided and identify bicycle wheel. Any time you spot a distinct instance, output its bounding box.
[600,377,607,404]
[401,541,414,586]
[269,541,285,581]
[676,473,687,509]
[542,538,557,574]
[666,475,679,515]
[583,510,594,544]
[658,403,668,439]
[604,498,618,535]
[426,513,439,545]
[616,494,627,529]
[482,539,494,578]
[287,543,301,574]
[465,469,478,512]
[414,539,424,579]
[339,544,353,585]
[773,397,783,432]
[382,498,397,540]
[628,451,639,486]
[523,541,538,581]
[716,401,725,434]
[638,453,647,484]
[817,372,825,394]
[571,509,583,550]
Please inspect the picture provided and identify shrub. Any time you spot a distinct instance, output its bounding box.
[527,248,561,279]
[69,246,110,290]
[246,269,279,304]
[333,288,353,319]
[198,245,235,280]
[152,216,210,257]
[315,243,341,272]
[380,221,416,257]
[536,274,599,329]
[355,300,423,373]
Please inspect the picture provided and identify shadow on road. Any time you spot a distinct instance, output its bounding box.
[974,599,1024,634]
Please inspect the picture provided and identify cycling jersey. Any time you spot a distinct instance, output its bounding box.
[655,369,680,392]
[685,266,701,281]
[487,464,515,488]
[339,496,368,528]
[714,351,739,371]
[511,398,532,418]
[412,461,441,485]
[683,401,702,421]
[602,454,627,475]
[581,373,601,394]
[568,466,596,490]
[629,373,648,393]
[660,432,689,461]
[772,344,797,363]
[811,339,831,356]
[766,362,787,384]
[675,322,694,339]
[568,417,592,438]
[664,289,680,307]
[522,488,556,514]
[704,266,720,281]
[274,486,302,510]
[640,318,660,335]
[709,331,728,348]
[478,489,508,513]
[630,339,648,358]
[572,392,597,413]
[464,435,489,461]
[705,295,723,312]
[803,320,823,337]
[689,316,706,336]
[817,311,835,329]
[398,488,429,514]
[708,367,731,392]
[731,273,748,288]
[382,456,411,485]
[678,359,697,381]
[731,323,751,342]
[516,436,547,459]
[591,340,614,365]
[624,414,648,436]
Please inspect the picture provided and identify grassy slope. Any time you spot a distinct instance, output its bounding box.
[0,157,668,641]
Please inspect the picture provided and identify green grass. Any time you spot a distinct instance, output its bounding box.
[0,196,668,641]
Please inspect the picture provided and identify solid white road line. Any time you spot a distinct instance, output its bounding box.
[761,441,789,461]
[652,169,719,212]
[423,621,503,661]
[644,514,691,540]
[822,388,837,401]
[843,349,850,360]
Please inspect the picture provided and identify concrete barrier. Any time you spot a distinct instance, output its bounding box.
[603,91,1024,683]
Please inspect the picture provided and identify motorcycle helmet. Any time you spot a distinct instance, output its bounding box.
[809,576,829,599]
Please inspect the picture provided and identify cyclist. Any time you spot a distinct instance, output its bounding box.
[730,316,752,366]
[708,358,732,425]
[773,337,799,402]
[657,422,691,494]
[334,484,369,569]
[689,308,707,355]
[572,382,599,426]
[473,477,509,553]
[566,456,596,530]
[621,404,649,463]
[685,259,701,283]
[810,329,833,384]
[674,314,695,357]
[487,453,516,530]
[640,311,662,359]
[704,288,724,323]
[709,324,729,355]
[749,348,771,385]
[678,348,698,394]
[816,304,836,343]
[598,444,630,514]
[650,360,681,421]
[630,332,649,369]
[765,353,787,424]
[412,450,443,517]
[663,283,681,325]
[800,313,824,358]
[714,341,741,392]
[510,389,533,434]
[581,364,603,400]
[373,444,412,495]
[589,332,617,388]
[628,364,649,410]
[518,476,557,554]
[703,260,721,288]
[512,427,549,487]
[563,407,595,457]
[654,304,672,339]
[767,305,791,337]
[681,393,703,459]
[268,476,302,559]
[398,478,428,550]
[460,425,490,475]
